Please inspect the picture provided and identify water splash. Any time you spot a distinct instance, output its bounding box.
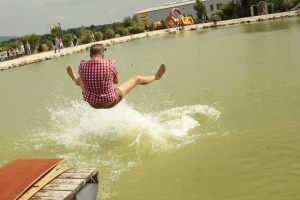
[36,100,220,199]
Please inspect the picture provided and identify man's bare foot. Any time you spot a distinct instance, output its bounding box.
[155,64,166,80]
[67,65,77,81]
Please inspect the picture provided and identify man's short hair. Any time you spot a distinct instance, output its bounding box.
[90,44,106,56]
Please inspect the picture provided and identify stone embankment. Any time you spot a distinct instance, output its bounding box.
[0,11,298,71]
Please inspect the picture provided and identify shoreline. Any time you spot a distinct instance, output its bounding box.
[0,10,298,71]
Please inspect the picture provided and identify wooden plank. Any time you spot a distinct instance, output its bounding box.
[43,183,82,194]
[65,168,97,175]
[59,168,99,183]
[50,178,86,185]
[30,190,73,200]
[57,172,93,180]
[19,167,69,200]
[28,168,99,200]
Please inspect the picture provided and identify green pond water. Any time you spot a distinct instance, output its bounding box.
[0,17,300,199]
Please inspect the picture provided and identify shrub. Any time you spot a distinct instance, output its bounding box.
[62,33,73,47]
[94,32,103,41]
[128,24,145,34]
[105,28,115,39]
[81,34,92,44]
[20,34,41,53]
[46,39,54,50]
[116,27,129,36]
[148,23,155,31]
[160,19,168,29]
[209,15,221,22]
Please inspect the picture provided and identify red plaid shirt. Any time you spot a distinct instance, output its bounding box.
[79,58,118,103]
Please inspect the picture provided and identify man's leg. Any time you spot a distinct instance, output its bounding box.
[117,64,166,98]
[66,65,84,91]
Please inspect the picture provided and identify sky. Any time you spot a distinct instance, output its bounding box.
[0,0,166,36]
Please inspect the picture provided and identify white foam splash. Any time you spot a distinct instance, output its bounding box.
[38,100,221,199]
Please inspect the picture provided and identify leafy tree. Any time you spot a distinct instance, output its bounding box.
[67,28,78,36]
[105,28,115,39]
[132,15,139,23]
[115,27,129,36]
[89,24,96,31]
[113,22,122,30]
[234,2,245,18]
[128,24,145,34]
[194,0,207,20]
[240,0,251,17]
[1,39,22,52]
[282,0,294,11]
[62,33,73,47]
[45,39,54,50]
[122,16,135,28]
[79,25,87,38]
[209,14,221,24]
[81,32,93,44]
[51,26,64,39]
[94,32,103,41]
[20,34,41,54]
[38,43,47,52]
[219,0,236,20]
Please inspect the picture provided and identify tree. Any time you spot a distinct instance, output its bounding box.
[282,0,294,11]
[194,0,207,21]
[67,28,78,36]
[122,16,135,28]
[45,39,54,50]
[20,34,41,54]
[115,27,129,36]
[105,28,115,39]
[219,0,236,20]
[94,32,103,41]
[132,15,139,23]
[89,24,96,31]
[234,2,245,18]
[62,33,74,47]
[79,25,87,39]
[209,14,221,24]
[51,26,64,39]
[128,24,145,34]
[240,0,251,17]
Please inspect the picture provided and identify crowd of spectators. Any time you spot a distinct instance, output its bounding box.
[0,42,27,62]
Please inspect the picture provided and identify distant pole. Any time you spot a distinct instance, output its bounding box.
[109,18,113,31]
[41,30,44,43]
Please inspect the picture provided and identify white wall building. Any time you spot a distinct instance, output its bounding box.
[134,0,229,25]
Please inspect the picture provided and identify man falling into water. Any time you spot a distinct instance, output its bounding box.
[67,44,166,109]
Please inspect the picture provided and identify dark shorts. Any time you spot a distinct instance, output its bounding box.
[89,88,123,109]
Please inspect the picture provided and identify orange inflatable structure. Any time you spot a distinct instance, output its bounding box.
[165,8,194,26]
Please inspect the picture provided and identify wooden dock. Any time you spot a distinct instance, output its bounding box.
[0,158,99,200]
[29,168,99,200]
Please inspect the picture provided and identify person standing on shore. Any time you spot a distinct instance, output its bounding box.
[25,41,31,55]
[20,43,25,56]
[74,36,78,46]
[59,38,63,49]
[66,44,166,109]
[54,37,60,53]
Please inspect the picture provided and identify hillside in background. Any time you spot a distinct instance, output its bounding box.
[0,36,18,42]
